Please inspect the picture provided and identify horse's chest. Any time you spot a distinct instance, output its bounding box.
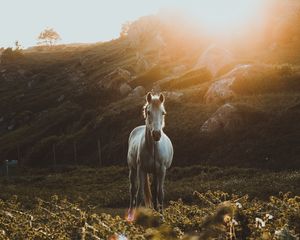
[138,151,154,171]
[138,149,168,173]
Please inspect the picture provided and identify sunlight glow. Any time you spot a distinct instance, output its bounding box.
[183,0,264,35]
[0,0,268,48]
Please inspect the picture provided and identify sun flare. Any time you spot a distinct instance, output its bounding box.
[185,0,265,35]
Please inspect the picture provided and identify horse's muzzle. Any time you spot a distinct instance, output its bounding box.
[152,130,161,141]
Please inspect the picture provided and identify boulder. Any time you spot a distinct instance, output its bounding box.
[116,67,131,81]
[17,69,26,76]
[129,86,146,97]
[27,80,34,88]
[99,67,131,91]
[104,67,131,82]
[119,83,132,96]
[195,45,234,77]
[156,68,211,90]
[57,95,65,102]
[69,70,85,82]
[201,103,261,133]
[204,64,252,103]
[205,78,236,104]
[219,64,299,97]
[164,91,183,101]
[7,124,14,131]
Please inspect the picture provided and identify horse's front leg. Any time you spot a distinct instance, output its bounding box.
[157,166,166,213]
[152,170,158,211]
[135,165,145,208]
[128,168,137,213]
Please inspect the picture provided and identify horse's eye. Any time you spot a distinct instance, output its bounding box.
[162,111,166,116]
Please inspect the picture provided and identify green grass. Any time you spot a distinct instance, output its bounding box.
[0,165,299,211]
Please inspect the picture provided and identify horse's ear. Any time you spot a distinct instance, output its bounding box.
[146,92,152,103]
[159,93,165,103]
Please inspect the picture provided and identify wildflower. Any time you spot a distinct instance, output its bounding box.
[265,214,273,220]
[255,217,266,228]
[118,234,128,240]
[232,218,238,226]
[235,202,242,209]
[109,234,128,240]
[224,214,231,223]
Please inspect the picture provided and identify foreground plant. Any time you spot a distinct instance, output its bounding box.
[0,191,299,239]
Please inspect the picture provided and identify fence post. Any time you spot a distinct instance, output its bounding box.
[107,135,112,161]
[53,143,56,168]
[97,139,102,167]
[17,144,21,164]
[5,160,8,178]
[73,141,77,165]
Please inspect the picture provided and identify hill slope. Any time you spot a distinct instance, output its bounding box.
[1,13,300,169]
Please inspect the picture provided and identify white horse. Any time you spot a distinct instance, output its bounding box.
[127,92,173,215]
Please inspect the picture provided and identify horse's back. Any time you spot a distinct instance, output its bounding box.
[127,125,145,168]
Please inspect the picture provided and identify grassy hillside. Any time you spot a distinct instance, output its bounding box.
[1,12,300,169]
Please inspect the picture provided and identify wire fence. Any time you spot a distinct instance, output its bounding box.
[1,137,129,177]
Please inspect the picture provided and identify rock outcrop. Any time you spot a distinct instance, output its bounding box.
[98,67,132,95]
[156,68,211,90]
[119,83,132,96]
[129,86,146,97]
[201,103,262,133]
[204,65,252,103]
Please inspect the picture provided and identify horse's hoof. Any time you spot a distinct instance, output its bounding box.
[126,209,135,222]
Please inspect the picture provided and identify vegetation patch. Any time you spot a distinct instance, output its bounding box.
[0,191,299,239]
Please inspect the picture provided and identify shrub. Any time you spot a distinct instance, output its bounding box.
[0,191,299,239]
[1,48,23,64]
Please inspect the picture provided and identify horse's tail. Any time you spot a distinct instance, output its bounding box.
[144,174,152,208]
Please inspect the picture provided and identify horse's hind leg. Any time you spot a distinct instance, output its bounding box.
[135,165,145,208]
[157,167,166,213]
[129,168,137,212]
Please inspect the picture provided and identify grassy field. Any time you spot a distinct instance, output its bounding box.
[1,165,299,211]
[0,165,299,239]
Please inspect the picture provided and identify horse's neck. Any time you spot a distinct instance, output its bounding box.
[145,126,154,154]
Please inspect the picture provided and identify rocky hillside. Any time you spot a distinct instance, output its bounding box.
[1,8,300,169]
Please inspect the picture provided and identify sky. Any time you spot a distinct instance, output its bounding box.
[0,0,264,48]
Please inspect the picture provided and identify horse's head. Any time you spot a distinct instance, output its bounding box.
[143,92,166,142]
